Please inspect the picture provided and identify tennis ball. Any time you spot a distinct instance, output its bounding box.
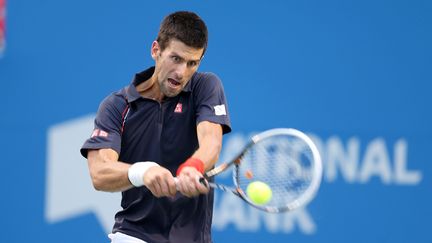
[246,181,272,205]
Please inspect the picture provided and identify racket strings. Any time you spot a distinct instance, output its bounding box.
[236,135,316,208]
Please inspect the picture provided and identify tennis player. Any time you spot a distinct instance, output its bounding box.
[80,11,231,243]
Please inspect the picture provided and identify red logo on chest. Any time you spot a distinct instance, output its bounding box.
[174,103,183,113]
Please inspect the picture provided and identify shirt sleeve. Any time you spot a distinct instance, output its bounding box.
[193,72,232,134]
[80,93,127,158]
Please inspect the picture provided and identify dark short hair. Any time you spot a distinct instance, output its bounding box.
[157,11,208,55]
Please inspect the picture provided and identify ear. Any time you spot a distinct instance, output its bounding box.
[151,41,160,60]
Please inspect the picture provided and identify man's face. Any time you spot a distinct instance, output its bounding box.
[152,39,204,97]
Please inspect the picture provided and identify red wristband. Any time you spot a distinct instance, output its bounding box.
[176,157,205,176]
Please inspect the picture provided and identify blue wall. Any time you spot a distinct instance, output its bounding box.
[1,1,431,242]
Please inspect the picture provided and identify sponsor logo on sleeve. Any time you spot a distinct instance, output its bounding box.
[214,104,226,116]
[91,129,108,138]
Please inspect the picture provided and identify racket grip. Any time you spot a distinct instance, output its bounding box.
[173,177,180,191]
[173,177,209,190]
[199,177,209,188]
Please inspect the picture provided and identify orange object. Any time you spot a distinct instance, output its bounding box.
[245,170,253,179]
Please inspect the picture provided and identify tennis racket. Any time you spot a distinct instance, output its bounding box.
[202,128,323,213]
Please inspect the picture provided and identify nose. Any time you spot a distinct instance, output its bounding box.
[174,63,187,80]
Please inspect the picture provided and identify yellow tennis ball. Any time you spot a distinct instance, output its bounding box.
[246,181,272,205]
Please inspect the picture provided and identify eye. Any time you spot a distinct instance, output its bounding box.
[171,55,181,63]
[188,61,198,67]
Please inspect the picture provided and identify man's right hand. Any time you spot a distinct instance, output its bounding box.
[143,166,177,198]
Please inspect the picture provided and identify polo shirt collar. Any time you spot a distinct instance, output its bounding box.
[125,66,193,103]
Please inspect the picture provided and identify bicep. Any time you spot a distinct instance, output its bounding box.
[87,148,119,172]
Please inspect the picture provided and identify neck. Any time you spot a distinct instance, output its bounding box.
[136,76,164,102]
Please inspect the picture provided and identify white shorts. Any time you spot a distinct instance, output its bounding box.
[108,232,148,243]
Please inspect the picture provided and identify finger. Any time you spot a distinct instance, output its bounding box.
[151,177,164,197]
[179,177,195,197]
[173,177,181,191]
[159,175,175,197]
[148,184,160,198]
[185,174,206,194]
[181,179,194,197]
[194,177,209,194]
[176,178,193,197]
[167,177,177,196]
[157,177,168,196]
[188,178,204,196]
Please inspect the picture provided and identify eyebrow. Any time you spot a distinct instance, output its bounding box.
[171,51,201,63]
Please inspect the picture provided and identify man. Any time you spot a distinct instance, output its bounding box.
[80,11,231,243]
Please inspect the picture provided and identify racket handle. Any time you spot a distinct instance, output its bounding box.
[175,177,232,194]
[199,177,209,187]
[173,177,180,191]
[173,177,209,191]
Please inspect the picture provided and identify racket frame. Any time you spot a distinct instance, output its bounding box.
[203,128,323,213]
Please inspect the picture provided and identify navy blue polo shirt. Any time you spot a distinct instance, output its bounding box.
[81,67,231,243]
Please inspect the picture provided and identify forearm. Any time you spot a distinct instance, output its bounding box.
[175,122,222,196]
[190,121,223,172]
[87,149,133,192]
[191,136,221,171]
[91,161,133,192]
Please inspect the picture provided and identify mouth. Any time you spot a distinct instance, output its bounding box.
[167,78,181,87]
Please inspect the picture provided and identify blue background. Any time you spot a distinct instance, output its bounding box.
[1,0,431,242]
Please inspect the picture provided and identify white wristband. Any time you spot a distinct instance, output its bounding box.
[128,161,160,187]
